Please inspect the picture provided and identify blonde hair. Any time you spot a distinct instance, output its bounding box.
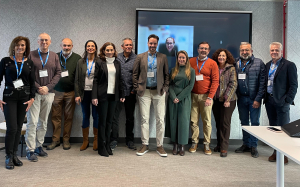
[171,50,191,80]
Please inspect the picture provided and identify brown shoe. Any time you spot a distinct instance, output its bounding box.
[179,145,185,156]
[80,127,89,151]
[204,144,212,155]
[46,141,60,150]
[268,150,276,162]
[189,143,198,153]
[93,127,98,151]
[173,143,178,155]
[220,150,227,157]
[63,141,71,150]
[136,145,149,156]
[269,150,289,165]
[156,146,167,157]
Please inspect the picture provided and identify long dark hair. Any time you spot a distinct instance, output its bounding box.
[82,40,98,60]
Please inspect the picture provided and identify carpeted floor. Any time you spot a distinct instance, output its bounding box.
[0,143,299,187]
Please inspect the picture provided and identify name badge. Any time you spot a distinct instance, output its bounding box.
[268,80,272,86]
[196,74,203,81]
[13,79,24,88]
[238,73,246,80]
[147,72,154,78]
[61,70,69,78]
[39,70,48,77]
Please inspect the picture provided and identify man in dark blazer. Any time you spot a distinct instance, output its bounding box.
[132,34,169,157]
[264,42,298,164]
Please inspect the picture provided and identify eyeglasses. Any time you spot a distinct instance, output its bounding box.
[39,39,49,42]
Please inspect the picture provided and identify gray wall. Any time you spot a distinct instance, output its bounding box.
[0,0,293,140]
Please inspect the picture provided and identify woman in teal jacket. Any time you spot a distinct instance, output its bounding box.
[168,50,195,156]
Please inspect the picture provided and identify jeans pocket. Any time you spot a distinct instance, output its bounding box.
[3,89,14,97]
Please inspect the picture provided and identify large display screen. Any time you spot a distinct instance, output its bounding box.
[136,9,252,72]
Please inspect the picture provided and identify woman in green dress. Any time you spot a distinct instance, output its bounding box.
[168,50,195,156]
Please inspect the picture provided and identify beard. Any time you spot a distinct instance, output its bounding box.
[62,50,70,55]
[240,55,251,61]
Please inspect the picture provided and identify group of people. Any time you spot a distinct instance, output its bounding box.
[0,33,297,170]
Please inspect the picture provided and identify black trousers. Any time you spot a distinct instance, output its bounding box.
[97,95,117,150]
[212,100,236,151]
[111,94,136,143]
[3,88,29,155]
[265,95,290,127]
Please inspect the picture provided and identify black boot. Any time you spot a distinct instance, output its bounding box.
[5,155,14,170]
[105,142,113,155]
[13,152,23,166]
[98,141,109,157]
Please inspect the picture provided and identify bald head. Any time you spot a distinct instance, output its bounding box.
[38,33,51,52]
[61,38,73,56]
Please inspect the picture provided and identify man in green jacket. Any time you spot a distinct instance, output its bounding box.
[47,38,81,150]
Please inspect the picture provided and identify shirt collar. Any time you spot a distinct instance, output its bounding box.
[62,51,73,60]
[148,52,157,57]
[273,57,282,66]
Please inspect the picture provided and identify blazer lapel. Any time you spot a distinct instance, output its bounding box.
[274,59,284,79]
[156,53,160,73]
[143,52,148,72]
[101,61,108,80]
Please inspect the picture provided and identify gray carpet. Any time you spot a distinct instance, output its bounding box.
[0,143,299,187]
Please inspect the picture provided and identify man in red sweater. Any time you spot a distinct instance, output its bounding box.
[189,42,219,155]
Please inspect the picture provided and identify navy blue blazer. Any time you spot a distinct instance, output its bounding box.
[264,58,298,106]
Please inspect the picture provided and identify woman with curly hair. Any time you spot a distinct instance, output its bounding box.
[211,49,237,157]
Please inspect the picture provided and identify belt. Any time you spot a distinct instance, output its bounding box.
[146,86,157,90]
[267,93,273,97]
[5,86,24,91]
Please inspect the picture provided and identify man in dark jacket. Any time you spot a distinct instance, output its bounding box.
[234,42,266,158]
[264,42,298,164]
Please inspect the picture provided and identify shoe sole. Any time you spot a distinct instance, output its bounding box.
[46,143,60,150]
[110,145,117,150]
[63,146,71,150]
[156,151,167,157]
[189,150,197,153]
[26,156,38,162]
[34,153,48,157]
[204,152,212,155]
[136,149,149,156]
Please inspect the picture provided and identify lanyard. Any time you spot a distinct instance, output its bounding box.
[197,57,208,74]
[268,63,279,77]
[239,60,250,72]
[60,51,67,69]
[86,57,94,77]
[38,48,49,68]
[13,56,24,79]
[148,55,156,70]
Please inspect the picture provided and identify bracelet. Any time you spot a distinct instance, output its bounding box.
[207,97,212,100]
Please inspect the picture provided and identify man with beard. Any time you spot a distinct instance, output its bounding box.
[47,38,81,150]
[133,34,169,157]
[189,41,219,155]
[234,42,266,158]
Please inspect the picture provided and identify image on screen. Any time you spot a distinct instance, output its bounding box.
[136,9,252,71]
[137,25,194,72]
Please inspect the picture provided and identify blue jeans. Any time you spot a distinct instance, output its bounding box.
[81,91,98,128]
[237,96,261,147]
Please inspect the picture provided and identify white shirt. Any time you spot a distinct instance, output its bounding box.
[106,57,116,94]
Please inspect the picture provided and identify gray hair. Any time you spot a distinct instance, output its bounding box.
[240,42,252,49]
[38,32,51,40]
[122,38,133,46]
[269,42,283,50]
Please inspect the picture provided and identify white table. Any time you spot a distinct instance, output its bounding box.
[242,126,300,187]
